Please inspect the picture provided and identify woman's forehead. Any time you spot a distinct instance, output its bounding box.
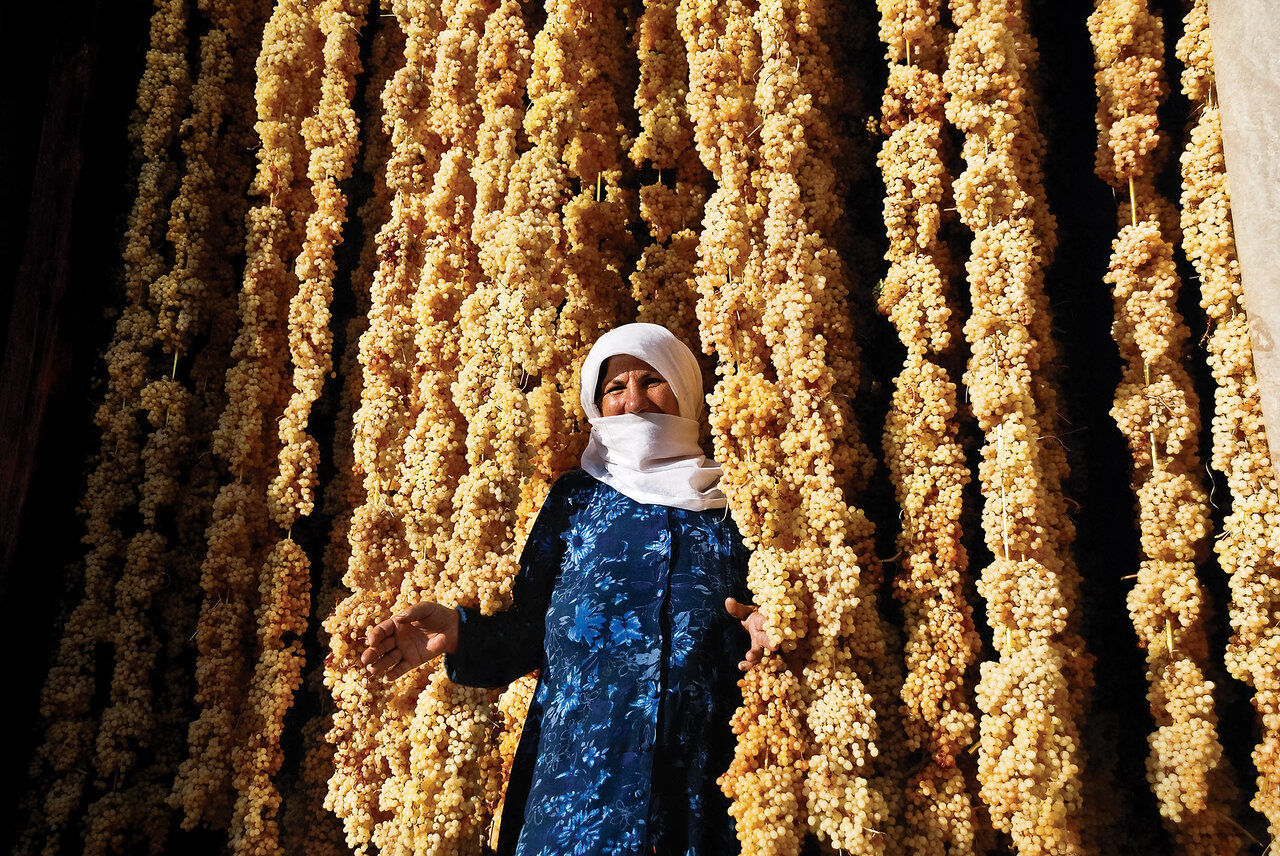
[601,354,661,378]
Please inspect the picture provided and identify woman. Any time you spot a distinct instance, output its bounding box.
[361,323,773,855]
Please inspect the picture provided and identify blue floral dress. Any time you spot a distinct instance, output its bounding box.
[444,468,753,856]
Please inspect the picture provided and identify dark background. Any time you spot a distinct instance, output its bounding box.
[2,0,153,836]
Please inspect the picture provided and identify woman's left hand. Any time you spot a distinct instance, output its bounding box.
[725,597,775,671]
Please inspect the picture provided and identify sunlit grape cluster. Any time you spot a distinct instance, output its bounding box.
[876,4,982,852]
[225,1,370,853]
[686,0,820,647]
[680,0,898,850]
[1178,0,1280,841]
[720,658,809,856]
[288,13,402,856]
[944,1,1093,851]
[394,1,506,851]
[452,0,537,614]
[529,0,637,482]
[173,0,323,831]
[630,0,710,367]
[681,3,813,852]
[267,0,367,530]
[758,0,898,847]
[324,0,448,850]
[1088,1,1237,847]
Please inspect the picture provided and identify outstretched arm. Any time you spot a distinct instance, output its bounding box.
[361,477,567,689]
[441,476,574,687]
[361,601,459,680]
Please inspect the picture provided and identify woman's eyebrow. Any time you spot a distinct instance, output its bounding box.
[603,369,658,387]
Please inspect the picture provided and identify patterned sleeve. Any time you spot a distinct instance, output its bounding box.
[444,476,572,688]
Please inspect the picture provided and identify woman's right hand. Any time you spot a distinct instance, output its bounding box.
[361,601,460,680]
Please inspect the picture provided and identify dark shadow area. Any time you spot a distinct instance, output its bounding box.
[1,0,152,848]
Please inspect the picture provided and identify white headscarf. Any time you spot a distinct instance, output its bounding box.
[579,323,728,511]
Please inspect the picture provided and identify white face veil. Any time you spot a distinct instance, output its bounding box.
[578,323,728,511]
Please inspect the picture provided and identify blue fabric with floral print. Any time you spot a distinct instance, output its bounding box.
[444,468,753,856]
